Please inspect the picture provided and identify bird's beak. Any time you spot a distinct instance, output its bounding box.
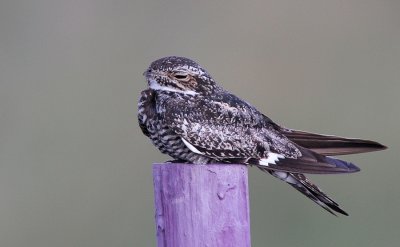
[143,68,154,78]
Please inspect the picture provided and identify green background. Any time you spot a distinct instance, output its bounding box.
[1,0,399,246]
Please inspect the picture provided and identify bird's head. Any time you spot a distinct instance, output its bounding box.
[143,56,219,95]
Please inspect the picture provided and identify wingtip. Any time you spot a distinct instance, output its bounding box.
[366,140,387,151]
[377,143,388,151]
[347,162,361,173]
[324,156,361,173]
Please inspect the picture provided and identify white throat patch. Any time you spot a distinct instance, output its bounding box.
[148,78,198,96]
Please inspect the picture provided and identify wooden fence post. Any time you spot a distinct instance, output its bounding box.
[152,163,251,247]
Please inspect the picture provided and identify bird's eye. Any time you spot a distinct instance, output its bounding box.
[174,74,188,79]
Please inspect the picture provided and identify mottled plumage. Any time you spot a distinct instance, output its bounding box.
[138,56,386,216]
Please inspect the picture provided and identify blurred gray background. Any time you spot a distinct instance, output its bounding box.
[1,0,399,246]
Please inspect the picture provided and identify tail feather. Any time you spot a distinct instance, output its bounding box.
[260,168,349,216]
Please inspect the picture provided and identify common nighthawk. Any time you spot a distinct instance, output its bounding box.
[138,56,386,216]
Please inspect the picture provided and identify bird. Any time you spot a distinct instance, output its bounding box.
[138,56,386,216]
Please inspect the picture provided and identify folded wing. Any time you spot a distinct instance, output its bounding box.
[163,96,361,174]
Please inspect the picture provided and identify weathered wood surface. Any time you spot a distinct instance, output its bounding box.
[153,163,251,247]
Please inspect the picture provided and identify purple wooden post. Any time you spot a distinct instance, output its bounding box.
[152,163,251,247]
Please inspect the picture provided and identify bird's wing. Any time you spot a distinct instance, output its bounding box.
[278,128,387,156]
[163,95,264,159]
[163,94,360,174]
[138,89,156,137]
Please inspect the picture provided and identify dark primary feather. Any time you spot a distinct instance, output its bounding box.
[265,146,360,174]
[281,128,387,155]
